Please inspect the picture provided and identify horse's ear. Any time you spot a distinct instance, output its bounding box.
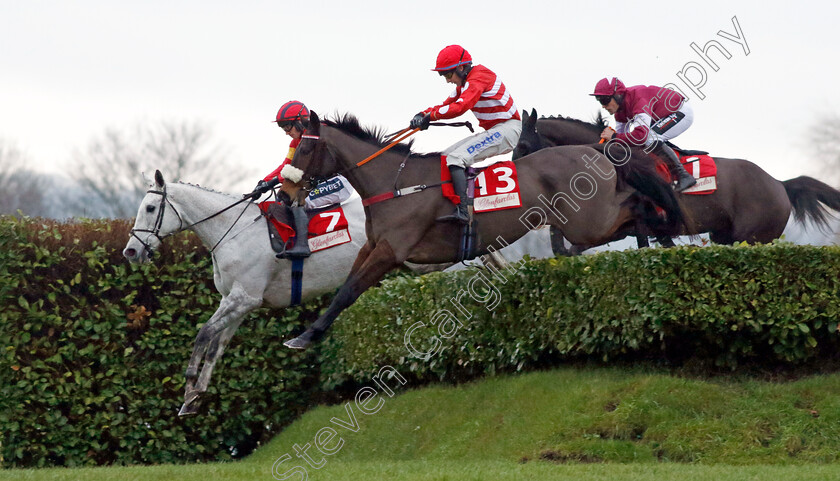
[521,109,529,123]
[524,109,537,129]
[154,170,165,188]
[309,111,321,135]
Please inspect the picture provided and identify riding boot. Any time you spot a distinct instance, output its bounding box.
[436,165,470,224]
[281,206,311,259]
[657,143,696,192]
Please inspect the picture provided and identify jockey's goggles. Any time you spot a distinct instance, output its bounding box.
[439,69,456,79]
[595,95,613,106]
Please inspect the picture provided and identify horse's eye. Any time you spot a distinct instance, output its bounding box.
[146,205,156,213]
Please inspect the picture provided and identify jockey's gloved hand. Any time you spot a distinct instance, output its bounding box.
[245,179,276,199]
[254,180,272,193]
[410,113,431,131]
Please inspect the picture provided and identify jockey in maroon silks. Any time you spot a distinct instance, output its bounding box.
[252,100,351,258]
[592,77,697,192]
[409,45,522,223]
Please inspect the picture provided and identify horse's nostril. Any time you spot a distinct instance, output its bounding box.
[124,248,136,258]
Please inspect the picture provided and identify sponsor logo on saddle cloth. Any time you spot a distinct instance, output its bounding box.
[306,207,351,253]
[472,161,522,212]
[655,153,718,194]
[258,203,352,253]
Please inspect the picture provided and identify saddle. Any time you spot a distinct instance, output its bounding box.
[259,201,348,256]
[658,144,718,195]
[666,141,708,156]
[439,158,525,260]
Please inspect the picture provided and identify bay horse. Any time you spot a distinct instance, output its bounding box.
[513,109,840,247]
[278,111,686,349]
[122,170,368,415]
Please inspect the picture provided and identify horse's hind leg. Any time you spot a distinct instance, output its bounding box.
[656,236,676,247]
[549,226,572,256]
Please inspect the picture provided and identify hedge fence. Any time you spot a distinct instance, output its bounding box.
[320,241,840,386]
[0,216,332,468]
[3,216,840,467]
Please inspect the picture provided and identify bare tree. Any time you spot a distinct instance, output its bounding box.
[0,140,51,217]
[69,120,254,218]
[808,113,840,187]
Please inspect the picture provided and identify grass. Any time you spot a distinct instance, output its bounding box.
[5,366,840,480]
[4,460,840,481]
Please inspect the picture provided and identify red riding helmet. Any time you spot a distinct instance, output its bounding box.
[432,45,472,71]
[590,77,626,96]
[274,100,309,124]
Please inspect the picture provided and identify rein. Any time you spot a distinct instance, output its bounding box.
[292,120,474,207]
[358,120,475,168]
[129,187,254,258]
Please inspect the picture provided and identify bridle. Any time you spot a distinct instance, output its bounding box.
[289,121,475,207]
[129,185,253,258]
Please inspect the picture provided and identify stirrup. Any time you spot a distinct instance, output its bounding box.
[673,174,697,193]
[278,240,311,259]
[436,207,469,224]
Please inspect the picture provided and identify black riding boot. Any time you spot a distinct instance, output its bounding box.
[437,165,470,224]
[657,143,696,192]
[280,205,311,259]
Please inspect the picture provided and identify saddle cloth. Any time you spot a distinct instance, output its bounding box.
[440,158,523,212]
[258,202,352,253]
[655,151,718,195]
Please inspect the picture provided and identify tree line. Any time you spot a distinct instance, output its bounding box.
[0,120,254,219]
[3,114,840,219]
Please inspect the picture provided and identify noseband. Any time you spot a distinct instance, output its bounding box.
[129,188,184,258]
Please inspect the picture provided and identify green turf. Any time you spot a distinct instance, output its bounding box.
[248,367,840,467]
[4,460,840,481]
[5,367,840,480]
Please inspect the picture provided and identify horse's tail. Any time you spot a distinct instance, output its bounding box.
[782,176,840,231]
[597,144,685,233]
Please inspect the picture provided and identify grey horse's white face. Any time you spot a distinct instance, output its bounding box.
[122,171,181,264]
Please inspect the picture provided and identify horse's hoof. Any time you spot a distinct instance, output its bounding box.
[179,390,201,417]
[184,389,201,406]
[283,336,311,350]
[179,401,200,417]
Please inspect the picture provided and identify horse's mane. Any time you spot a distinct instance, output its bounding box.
[172,181,240,200]
[540,112,609,134]
[322,113,414,156]
[322,113,440,159]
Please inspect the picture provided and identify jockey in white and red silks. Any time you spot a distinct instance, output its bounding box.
[592,77,697,192]
[409,45,522,223]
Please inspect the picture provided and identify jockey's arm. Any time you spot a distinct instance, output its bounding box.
[425,78,486,121]
[614,113,652,147]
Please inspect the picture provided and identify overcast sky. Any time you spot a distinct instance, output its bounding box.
[2,0,837,192]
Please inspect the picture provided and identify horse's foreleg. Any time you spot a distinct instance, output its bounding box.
[189,317,248,398]
[181,290,261,416]
[284,240,400,350]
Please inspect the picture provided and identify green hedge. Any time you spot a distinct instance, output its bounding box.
[5,215,840,468]
[0,216,331,467]
[320,244,840,386]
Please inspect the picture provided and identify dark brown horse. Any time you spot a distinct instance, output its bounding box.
[278,112,686,349]
[513,109,840,247]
